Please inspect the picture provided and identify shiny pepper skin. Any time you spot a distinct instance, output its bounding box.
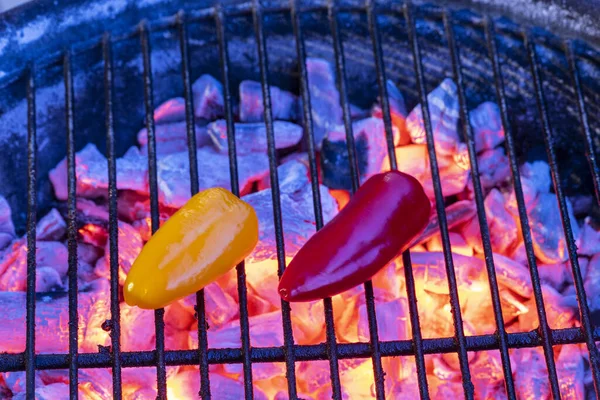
[278,170,431,302]
[124,187,258,309]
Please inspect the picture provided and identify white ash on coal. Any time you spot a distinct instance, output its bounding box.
[0,196,15,251]
[406,78,460,157]
[137,122,212,154]
[469,101,505,153]
[207,120,303,155]
[306,57,344,149]
[239,80,299,122]
[243,160,337,264]
[157,147,270,208]
[192,74,225,121]
[152,97,186,125]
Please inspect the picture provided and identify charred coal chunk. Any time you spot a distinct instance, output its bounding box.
[239,80,299,122]
[36,208,67,241]
[157,147,269,208]
[243,161,337,264]
[49,144,109,200]
[0,196,15,251]
[137,121,211,153]
[153,97,186,125]
[577,217,600,256]
[207,120,303,155]
[321,117,388,190]
[469,101,505,153]
[477,148,511,190]
[115,146,148,194]
[257,157,310,193]
[306,58,343,150]
[192,74,224,120]
[529,192,579,264]
[49,144,149,200]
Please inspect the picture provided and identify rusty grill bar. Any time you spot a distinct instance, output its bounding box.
[102,34,124,398]
[4,1,600,399]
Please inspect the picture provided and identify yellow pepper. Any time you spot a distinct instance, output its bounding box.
[124,187,258,309]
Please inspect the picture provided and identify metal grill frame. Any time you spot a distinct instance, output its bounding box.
[3,1,600,399]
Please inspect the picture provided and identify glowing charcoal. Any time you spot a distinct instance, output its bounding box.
[556,345,584,400]
[371,79,410,145]
[180,282,238,330]
[357,297,409,342]
[0,240,68,292]
[153,97,186,125]
[94,221,143,286]
[513,348,550,400]
[484,188,519,254]
[243,161,338,264]
[529,192,579,264]
[406,78,460,157]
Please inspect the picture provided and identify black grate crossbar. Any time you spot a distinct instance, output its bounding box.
[14,2,600,400]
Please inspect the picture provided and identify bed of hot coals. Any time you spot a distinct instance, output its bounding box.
[0,57,599,399]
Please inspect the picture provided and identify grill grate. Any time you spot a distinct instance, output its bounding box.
[2,1,600,399]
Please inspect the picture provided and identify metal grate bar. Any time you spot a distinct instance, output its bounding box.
[483,18,561,398]
[64,52,80,400]
[289,0,343,398]
[366,2,430,398]
[1,326,600,372]
[252,1,300,398]
[403,4,475,399]
[328,2,386,398]
[102,34,124,400]
[443,12,516,398]
[25,68,37,399]
[176,13,212,399]
[564,41,600,206]
[217,6,256,399]
[139,22,168,399]
[525,31,600,397]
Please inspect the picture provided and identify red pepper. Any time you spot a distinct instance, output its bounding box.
[278,170,431,302]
